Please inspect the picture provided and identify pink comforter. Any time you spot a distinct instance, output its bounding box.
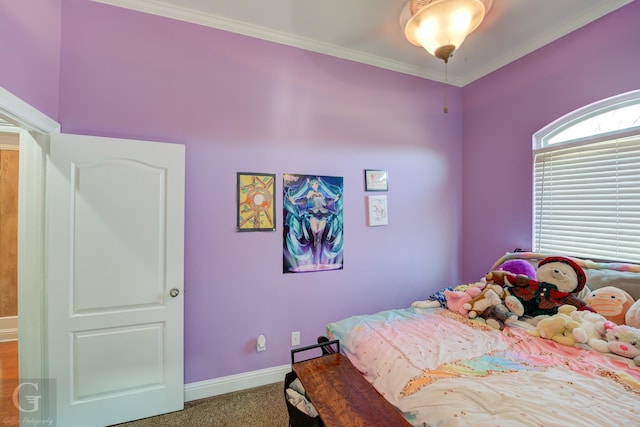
[328,308,640,427]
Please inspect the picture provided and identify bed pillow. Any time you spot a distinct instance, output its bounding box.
[575,285,592,301]
[584,269,640,301]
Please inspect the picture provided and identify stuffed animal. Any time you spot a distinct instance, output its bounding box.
[413,280,486,309]
[488,260,536,317]
[487,256,593,317]
[443,283,485,316]
[527,305,580,346]
[411,299,443,309]
[481,304,518,330]
[584,286,634,325]
[504,294,525,317]
[463,283,505,319]
[569,309,609,352]
[626,299,640,329]
[602,322,640,366]
[497,259,537,279]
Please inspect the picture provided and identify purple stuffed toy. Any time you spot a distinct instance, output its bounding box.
[498,259,536,279]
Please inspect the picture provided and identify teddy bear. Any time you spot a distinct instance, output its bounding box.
[487,256,593,317]
[481,304,518,330]
[569,309,609,352]
[462,281,519,329]
[463,283,505,319]
[626,299,640,329]
[491,260,536,317]
[601,322,640,366]
[527,304,580,346]
[584,286,634,325]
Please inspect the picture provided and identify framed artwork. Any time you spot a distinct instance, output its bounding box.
[283,174,344,273]
[367,195,388,226]
[364,169,388,191]
[237,172,276,231]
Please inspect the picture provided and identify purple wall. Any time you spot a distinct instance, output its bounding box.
[0,0,61,119]
[461,1,640,283]
[56,0,462,382]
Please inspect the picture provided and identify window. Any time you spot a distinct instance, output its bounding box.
[532,90,640,263]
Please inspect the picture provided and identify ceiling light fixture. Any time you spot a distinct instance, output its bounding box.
[401,0,491,113]
[403,0,490,64]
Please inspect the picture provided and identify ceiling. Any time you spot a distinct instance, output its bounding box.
[93,0,632,87]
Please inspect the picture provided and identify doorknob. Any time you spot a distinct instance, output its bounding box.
[169,288,180,298]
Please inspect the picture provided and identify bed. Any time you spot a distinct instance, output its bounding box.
[324,252,640,427]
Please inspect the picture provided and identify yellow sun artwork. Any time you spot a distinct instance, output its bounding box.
[237,173,276,231]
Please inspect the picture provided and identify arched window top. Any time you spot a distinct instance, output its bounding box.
[533,89,640,151]
[532,89,640,263]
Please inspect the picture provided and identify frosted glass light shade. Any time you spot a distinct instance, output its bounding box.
[405,0,485,61]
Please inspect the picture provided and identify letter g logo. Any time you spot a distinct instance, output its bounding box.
[12,381,42,413]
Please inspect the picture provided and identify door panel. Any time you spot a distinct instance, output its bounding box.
[47,133,185,427]
[73,159,165,311]
[74,323,163,399]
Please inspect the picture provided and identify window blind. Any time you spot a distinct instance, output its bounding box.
[534,135,640,262]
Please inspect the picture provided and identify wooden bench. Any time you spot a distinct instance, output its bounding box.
[291,341,410,427]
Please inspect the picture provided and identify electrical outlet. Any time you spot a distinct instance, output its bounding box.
[291,331,300,347]
[257,334,266,352]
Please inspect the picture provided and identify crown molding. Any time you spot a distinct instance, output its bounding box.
[459,0,634,85]
[91,0,461,85]
[92,0,632,87]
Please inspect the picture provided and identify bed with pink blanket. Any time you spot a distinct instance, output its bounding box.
[325,252,640,426]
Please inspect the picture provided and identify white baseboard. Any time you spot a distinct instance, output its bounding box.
[2,312,289,401]
[0,316,17,342]
[184,364,290,402]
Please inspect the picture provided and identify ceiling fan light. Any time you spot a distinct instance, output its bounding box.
[405,0,486,61]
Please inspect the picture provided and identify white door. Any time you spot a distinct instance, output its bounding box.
[46,133,185,426]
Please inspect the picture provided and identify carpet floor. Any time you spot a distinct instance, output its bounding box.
[113,382,289,427]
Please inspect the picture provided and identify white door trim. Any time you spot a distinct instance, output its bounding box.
[0,87,60,133]
[0,87,60,418]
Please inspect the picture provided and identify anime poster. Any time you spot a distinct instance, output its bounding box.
[283,174,344,273]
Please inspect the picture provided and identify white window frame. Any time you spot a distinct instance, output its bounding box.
[532,89,640,262]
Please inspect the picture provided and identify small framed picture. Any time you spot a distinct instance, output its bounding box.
[364,169,388,191]
[367,195,388,226]
[237,172,276,231]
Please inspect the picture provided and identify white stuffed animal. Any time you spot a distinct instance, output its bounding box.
[570,309,609,352]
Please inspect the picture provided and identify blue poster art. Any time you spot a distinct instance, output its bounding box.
[283,174,344,273]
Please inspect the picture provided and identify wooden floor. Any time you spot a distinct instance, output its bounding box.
[0,341,19,425]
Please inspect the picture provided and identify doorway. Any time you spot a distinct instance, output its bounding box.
[0,129,19,423]
[0,131,19,329]
[0,86,60,426]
